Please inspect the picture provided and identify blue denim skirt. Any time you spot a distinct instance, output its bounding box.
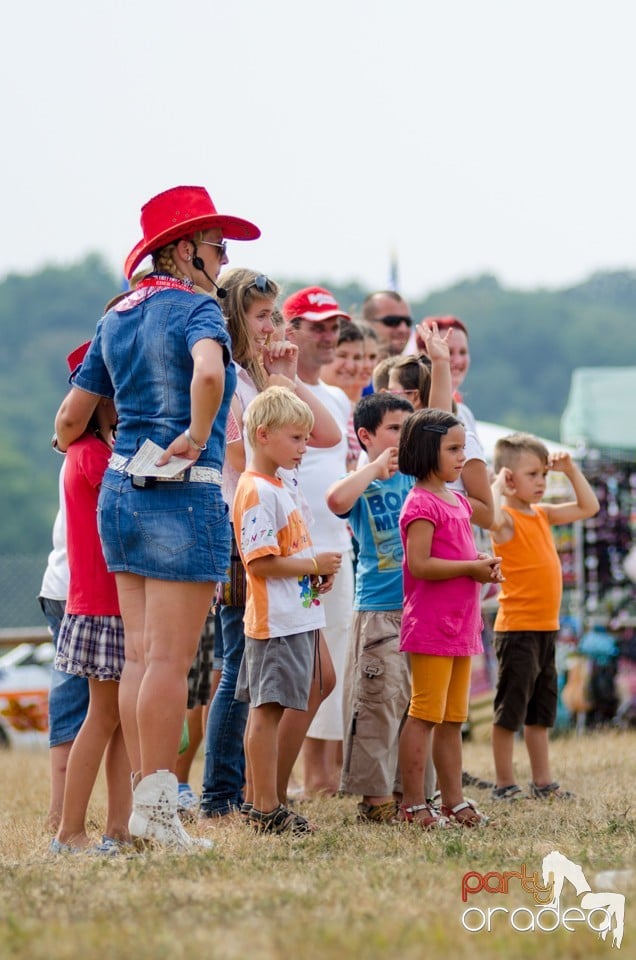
[98,469,231,582]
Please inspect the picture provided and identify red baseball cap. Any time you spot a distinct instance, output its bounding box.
[281,286,351,323]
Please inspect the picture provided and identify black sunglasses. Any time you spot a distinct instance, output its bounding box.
[377,314,412,328]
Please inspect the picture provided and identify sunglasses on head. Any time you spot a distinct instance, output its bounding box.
[249,275,275,295]
[377,314,412,328]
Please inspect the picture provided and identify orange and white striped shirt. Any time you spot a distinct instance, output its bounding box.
[232,471,325,640]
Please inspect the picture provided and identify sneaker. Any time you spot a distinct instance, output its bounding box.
[528,781,575,800]
[177,783,200,821]
[49,837,83,855]
[491,784,529,801]
[92,835,135,855]
[49,836,120,857]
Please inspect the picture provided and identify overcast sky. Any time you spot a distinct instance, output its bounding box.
[2,0,635,298]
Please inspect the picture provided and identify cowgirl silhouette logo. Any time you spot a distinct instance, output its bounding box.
[461,850,626,948]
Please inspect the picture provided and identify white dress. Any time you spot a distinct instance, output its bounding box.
[296,381,354,741]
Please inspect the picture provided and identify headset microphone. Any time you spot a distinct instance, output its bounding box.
[191,255,227,298]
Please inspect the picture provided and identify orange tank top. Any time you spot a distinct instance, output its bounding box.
[492,505,562,632]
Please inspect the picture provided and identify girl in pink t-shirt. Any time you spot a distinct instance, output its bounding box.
[396,408,502,829]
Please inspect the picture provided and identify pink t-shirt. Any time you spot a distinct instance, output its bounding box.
[399,487,483,656]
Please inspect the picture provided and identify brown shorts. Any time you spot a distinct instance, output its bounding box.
[493,630,558,731]
[340,610,411,797]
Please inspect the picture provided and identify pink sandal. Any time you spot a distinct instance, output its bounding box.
[440,799,489,827]
[394,803,450,830]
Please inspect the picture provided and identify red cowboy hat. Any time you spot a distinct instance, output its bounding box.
[124,185,260,279]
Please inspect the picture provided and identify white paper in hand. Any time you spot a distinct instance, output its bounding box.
[126,439,193,478]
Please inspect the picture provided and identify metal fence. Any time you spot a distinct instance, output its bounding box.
[0,554,49,629]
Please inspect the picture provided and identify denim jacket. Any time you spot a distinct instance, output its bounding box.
[73,288,236,472]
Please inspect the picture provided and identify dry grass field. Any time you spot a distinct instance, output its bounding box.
[0,731,634,960]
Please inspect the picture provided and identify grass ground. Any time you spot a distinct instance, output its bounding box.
[0,730,634,960]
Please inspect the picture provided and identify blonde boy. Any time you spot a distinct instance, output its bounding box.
[233,387,342,834]
[489,434,599,800]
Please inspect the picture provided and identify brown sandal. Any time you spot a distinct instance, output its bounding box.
[357,800,398,824]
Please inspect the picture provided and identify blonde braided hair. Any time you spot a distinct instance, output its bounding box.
[152,232,210,295]
[153,244,186,280]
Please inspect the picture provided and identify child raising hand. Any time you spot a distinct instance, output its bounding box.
[489,434,599,801]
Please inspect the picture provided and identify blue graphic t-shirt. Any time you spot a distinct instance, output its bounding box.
[343,471,413,611]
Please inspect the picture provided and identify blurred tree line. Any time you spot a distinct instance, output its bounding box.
[2,256,635,557]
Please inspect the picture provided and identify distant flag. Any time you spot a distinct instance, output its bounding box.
[388,249,399,291]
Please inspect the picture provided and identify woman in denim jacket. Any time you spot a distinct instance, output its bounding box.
[54,185,259,848]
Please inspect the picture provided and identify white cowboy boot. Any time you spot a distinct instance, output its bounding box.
[129,770,212,850]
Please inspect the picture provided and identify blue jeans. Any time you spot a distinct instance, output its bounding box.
[39,596,89,747]
[200,604,249,816]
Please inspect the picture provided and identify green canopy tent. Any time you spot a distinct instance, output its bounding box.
[559,366,636,634]
[561,367,636,455]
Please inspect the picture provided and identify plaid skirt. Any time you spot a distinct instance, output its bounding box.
[187,613,216,709]
[55,614,125,682]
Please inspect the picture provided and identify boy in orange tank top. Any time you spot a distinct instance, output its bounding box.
[488,434,599,801]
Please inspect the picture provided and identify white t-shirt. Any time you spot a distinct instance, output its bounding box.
[233,471,325,640]
[39,461,69,601]
[296,381,353,553]
[448,401,486,496]
[457,401,481,445]
[222,363,259,509]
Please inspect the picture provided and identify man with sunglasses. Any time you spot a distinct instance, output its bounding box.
[361,290,413,358]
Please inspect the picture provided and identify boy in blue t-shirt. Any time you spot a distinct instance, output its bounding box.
[326,393,414,822]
